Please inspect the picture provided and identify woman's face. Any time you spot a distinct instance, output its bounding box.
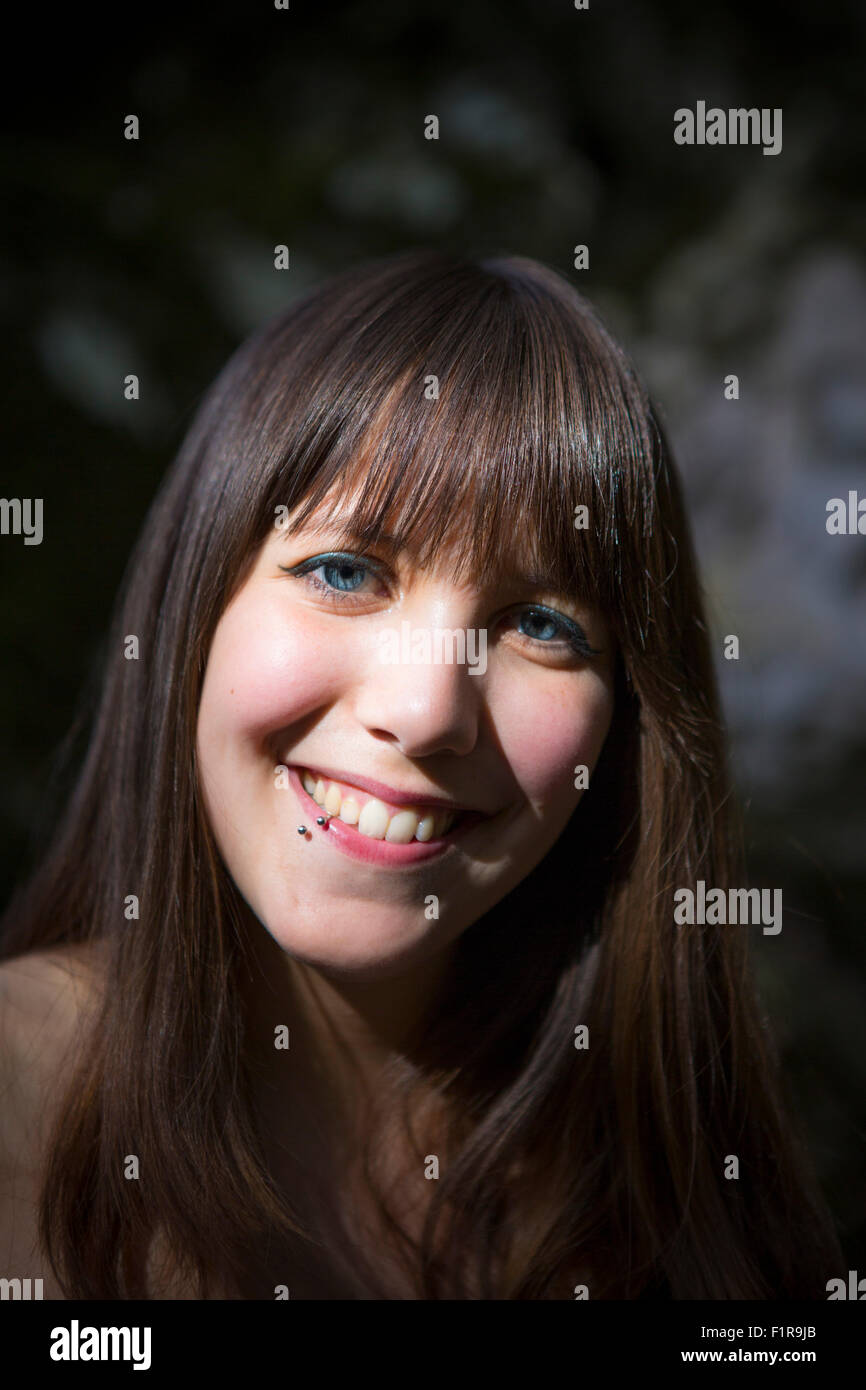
[196,497,616,981]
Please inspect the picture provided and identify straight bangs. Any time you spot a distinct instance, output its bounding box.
[223,252,665,634]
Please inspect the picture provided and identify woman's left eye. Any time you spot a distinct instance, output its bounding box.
[507,605,600,658]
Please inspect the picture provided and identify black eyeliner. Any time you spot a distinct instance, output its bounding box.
[278,551,385,577]
[522,603,602,657]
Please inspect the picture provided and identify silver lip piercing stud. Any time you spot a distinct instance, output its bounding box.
[298,816,332,837]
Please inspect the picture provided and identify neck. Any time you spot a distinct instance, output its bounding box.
[240,910,455,1131]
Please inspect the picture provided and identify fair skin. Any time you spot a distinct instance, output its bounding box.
[196,497,616,1178]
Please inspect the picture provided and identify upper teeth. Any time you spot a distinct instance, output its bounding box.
[301,770,458,843]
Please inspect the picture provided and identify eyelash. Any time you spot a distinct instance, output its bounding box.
[278,553,601,659]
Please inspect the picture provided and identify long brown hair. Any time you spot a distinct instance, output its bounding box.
[0,248,842,1297]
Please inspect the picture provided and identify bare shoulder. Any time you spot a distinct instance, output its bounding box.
[0,943,105,1106]
[0,943,212,1300]
[0,942,227,1300]
[0,941,107,1298]
[1,936,104,1009]
[1,939,105,1106]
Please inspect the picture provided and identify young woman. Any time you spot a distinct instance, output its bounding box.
[0,248,843,1299]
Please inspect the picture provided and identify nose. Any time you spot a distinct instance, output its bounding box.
[352,617,485,758]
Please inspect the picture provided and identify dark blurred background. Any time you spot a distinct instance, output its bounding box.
[2,0,864,1267]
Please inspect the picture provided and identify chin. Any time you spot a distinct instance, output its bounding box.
[255,902,444,979]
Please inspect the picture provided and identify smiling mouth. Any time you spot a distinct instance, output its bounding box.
[297,767,475,844]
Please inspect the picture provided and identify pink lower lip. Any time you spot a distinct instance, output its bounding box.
[287,766,486,867]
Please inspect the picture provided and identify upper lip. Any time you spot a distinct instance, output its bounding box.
[292,762,488,815]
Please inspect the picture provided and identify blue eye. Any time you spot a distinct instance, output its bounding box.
[513,606,600,658]
[519,609,560,642]
[316,559,368,592]
[278,552,383,602]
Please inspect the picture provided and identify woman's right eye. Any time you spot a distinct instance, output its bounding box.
[312,558,371,592]
[278,552,388,604]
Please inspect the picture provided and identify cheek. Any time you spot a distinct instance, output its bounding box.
[197,596,341,748]
[499,673,614,808]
